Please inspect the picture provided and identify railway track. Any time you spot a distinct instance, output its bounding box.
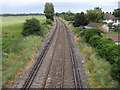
[22,18,82,89]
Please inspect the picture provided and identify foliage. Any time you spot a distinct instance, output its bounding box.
[46,19,52,25]
[75,27,120,83]
[88,35,101,47]
[84,28,101,42]
[79,45,119,88]
[113,8,120,18]
[114,28,120,33]
[59,12,75,21]
[86,8,103,23]
[2,16,52,87]
[74,26,84,36]
[73,12,87,27]
[108,24,113,29]
[2,23,22,49]
[22,18,42,36]
[44,2,54,21]
[2,16,46,49]
[3,36,42,87]
[111,58,120,82]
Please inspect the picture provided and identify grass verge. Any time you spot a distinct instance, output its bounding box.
[2,36,42,87]
[67,22,119,88]
[2,16,52,87]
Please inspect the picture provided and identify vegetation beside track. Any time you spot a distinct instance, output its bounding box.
[2,16,53,87]
[65,21,119,88]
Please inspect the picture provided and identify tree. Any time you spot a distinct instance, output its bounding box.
[44,2,54,21]
[84,28,100,42]
[73,12,87,27]
[86,8,103,23]
[113,8,120,18]
[58,12,75,21]
[22,18,42,36]
[88,35,101,47]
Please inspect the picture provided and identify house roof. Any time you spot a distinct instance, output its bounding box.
[86,22,104,28]
[103,13,115,20]
[105,34,120,42]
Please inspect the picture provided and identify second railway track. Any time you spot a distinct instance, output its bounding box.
[22,18,82,89]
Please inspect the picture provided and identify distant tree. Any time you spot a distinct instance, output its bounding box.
[58,12,75,21]
[86,8,103,23]
[73,12,87,27]
[22,18,42,36]
[113,8,120,18]
[94,7,102,12]
[44,2,55,21]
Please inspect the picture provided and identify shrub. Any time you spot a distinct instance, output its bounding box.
[46,19,52,25]
[88,35,101,47]
[114,28,120,33]
[22,18,43,36]
[76,27,120,83]
[111,59,120,82]
[75,26,84,35]
[84,28,100,42]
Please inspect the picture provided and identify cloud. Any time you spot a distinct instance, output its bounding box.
[1,0,119,4]
[1,0,119,13]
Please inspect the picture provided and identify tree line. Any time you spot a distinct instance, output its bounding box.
[58,7,120,27]
[1,13,44,16]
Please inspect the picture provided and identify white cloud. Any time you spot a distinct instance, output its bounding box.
[1,0,119,4]
[1,0,119,13]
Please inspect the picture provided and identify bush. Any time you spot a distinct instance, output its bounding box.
[84,28,100,42]
[88,35,101,47]
[46,19,52,25]
[75,26,84,35]
[76,27,120,83]
[22,18,43,36]
[111,59,120,82]
[114,28,120,33]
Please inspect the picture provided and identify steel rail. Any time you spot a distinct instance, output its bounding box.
[22,18,59,89]
[60,19,82,89]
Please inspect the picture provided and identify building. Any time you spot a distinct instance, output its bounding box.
[113,17,120,26]
[105,34,120,44]
[103,12,116,24]
[103,12,120,26]
[118,1,120,8]
[84,22,109,32]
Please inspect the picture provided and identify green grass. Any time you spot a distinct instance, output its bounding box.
[2,16,46,49]
[105,31,120,34]
[2,16,52,87]
[2,36,42,87]
[78,44,119,88]
[2,16,45,27]
[66,22,119,88]
[2,23,23,49]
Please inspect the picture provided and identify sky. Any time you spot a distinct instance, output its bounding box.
[0,0,120,14]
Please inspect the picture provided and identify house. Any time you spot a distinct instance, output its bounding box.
[103,12,120,26]
[84,22,109,32]
[103,12,116,24]
[113,17,120,26]
[105,34,120,44]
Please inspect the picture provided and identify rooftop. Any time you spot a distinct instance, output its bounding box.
[103,13,115,20]
[105,34,120,42]
[86,22,104,28]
